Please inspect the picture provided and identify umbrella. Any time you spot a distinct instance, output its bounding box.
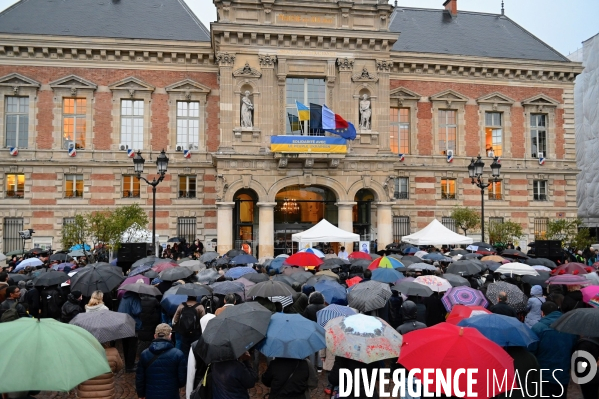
[325,314,402,364]
[13,257,43,272]
[68,250,87,257]
[500,249,529,259]
[6,249,26,256]
[268,257,287,273]
[27,247,46,255]
[152,261,178,273]
[225,266,257,279]
[350,259,371,270]
[316,304,356,327]
[521,271,551,288]
[322,257,349,266]
[129,264,152,277]
[247,280,296,298]
[486,281,528,313]
[226,249,245,257]
[211,281,246,296]
[117,275,150,298]
[276,254,290,258]
[407,262,437,272]
[49,252,72,262]
[446,304,492,325]
[315,270,339,279]
[495,262,539,276]
[230,254,258,265]
[470,242,494,250]
[164,283,213,298]
[414,250,429,258]
[70,310,136,342]
[398,322,516,399]
[70,244,91,251]
[582,286,599,303]
[589,294,599,308]
[143,270,159,279]
[546,274,590,286]
[347,280,392,312]
[161,294,188,316]
[525,257,557,269]
[159,266,194,281]
[305,274,337,287]
[442,286,489,311]
[33,270,69,287]
[551,263,590,275]
[442,273,471,287]
[314,280,348,305]
[239,272,269,283]
[0,318,110,392]
[199,252,219,263]
[52,262,73,271]
[179,260,206,272]
[109,258,118,266]
[195,268,220,284]
[371,268,404,284]
[446,260,482,276]
[69,264,125,296]
[288,271,313,284]
[119,283,162,296]
[367,256,405,271]
[215,257,229,267]
[482,260,503,272]
[403,246,419,254]
[259,257,274,266]
[414,275,452,292]
[318,262,343,271]
[345,276,363,287]
[421,252,447,261]
[348,251,371,260]
[458,313,539,347]
[284,252,323,268]
[481,255,505,262]
[235,277,256,290]
[461,253,483,259]
[167,236,185,243]
[392,281,434,297]
[258,313,326,359]
[196,302,272,363]
[8,273,31,282]
[550,308,599,336]
[531,265,552,272]
[448,249,469,256]
[132,256,169,269]
[298,247,326,258]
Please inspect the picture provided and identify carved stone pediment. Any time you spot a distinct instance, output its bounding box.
[49,75,97,94]
[390,86,421,104]
[165,79,211,95]
[352,66,378,82]
[0,73,41,93]
[108,77,155,93]
[521,94,560,107]
[233,62,262,78]
[430,89,468,107]
[477,92,515,106]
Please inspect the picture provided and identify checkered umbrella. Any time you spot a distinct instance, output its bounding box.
[347,280,392,312]
[316,304,356,327]
[486,281,528,313]
[70,310,135,343]
[442,286,489,312]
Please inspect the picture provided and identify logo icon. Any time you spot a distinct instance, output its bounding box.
[398,153,405,162]
[127,148,135,158]
[68,147,76,157]
[183,149,191,159]
[9,147,18,156]
[571,350,598,384]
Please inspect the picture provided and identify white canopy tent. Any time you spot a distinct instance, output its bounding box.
[291,219,360,247]
[120,223,158,244]
[402,219,473,246]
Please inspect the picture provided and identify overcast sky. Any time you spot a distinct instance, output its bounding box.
[0,0,596,56]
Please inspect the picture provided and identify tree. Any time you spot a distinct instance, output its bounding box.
[450,206,480,236]
[487,220,524,247]
[546,218,593,250]
[61,214,92,262]
[113,204,148,248]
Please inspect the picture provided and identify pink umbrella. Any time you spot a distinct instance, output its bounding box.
[117,276,150,299]
[152,262,177,273]
[546,274,590,286]
[582,286,599,303]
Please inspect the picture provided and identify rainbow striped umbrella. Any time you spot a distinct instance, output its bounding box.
[367,256,404,271]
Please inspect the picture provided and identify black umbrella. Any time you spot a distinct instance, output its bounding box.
[482,261,502,272]
[521,271,551,288]
[215,257,229,266]
[322,258,349,266]
[550,308,599,336]
[350,259,371,271]
[49,253,72,262]
[461,253,483,260]
[69,264,125,296]
[305,274,338,287]
[27,247,46,256]
[392,281,433,297]
[8,274,31,282]
[448,249,469,256]
[195,269,220,284]
[33,270,69,287]
[446,260,482,276]
[211,281,245,296]
[272,275,295,286]
[159,267,194,282]
[240,273,269,284]
[400,256,423,265]
[144,270,159,279]
[524,257,557,269]
[226,249,245,258]
[199,252,220,263]
[167,237,186,243]
[247,280,296,298]
[442,273,471,287]
[119,283,162,296]
[196,302,272,363]
[165,283,213,298]
[471,242,493,249]
[500,249,529,259]
[132,256,171,269]
[288,271,313,284]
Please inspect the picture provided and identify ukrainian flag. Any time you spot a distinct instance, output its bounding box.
[296,100,310,121]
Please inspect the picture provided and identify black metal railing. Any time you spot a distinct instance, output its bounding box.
[488,193,503,200]
[178,191,196,198]
[534,194,547,201]
[394,191,409,200]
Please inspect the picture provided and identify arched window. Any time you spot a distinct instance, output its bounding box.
[233,189,258,254]
[353,189,375,240]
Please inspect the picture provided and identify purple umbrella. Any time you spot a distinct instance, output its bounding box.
[546,274,590,286]
[442,286,489,312]
[117,276,150,299]
[52,262,72,271]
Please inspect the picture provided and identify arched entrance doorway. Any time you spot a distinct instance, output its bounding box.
[274,185,337,256]
[353,189,374,239]
[233,189,258,255]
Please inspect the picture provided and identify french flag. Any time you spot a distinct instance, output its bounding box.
[539,156,545,165]
[68,147,76,157]
[9,147,18,156]
[398,153,405,162]
[127,148,135,158]
[447,152,454,163]
[314,104,357,140]
[183,149,191,159]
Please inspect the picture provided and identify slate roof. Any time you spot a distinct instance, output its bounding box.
[390,7,569,62]
[0,0,210,42]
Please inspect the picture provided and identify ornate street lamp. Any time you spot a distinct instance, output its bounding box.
[468,155,501,243]
[133,149,169,254]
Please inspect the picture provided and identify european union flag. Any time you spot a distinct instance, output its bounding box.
[329,122,357,140]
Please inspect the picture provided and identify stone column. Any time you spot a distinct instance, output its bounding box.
[376,201,394,249]
[257,202,276,258]
[376,59,393,154]
[337,201,357,253]
[216,52,236,153]
[337,58,354,123]
[258,55,277,151]
[216,202,235,254]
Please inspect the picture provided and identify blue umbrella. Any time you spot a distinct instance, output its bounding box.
[403,247,419,254]
[458,313,539,347]
[52,262,72,271]
[316,304,356,327]
[372,268,404,284]
[314,280,348,306]
[129,264,152,277]
[70,244,91,251]
[160,295,188,316]
[211,281,246,296]
[258,313,326,359]
[267,257,286,273]
[422,253,446,261]
[225,266,256,279]
[230,254,258,265]
[109,259,118,266]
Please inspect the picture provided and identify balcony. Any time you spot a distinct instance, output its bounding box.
[65,190,83,198]
[178,191,196,199]
[394,191,409,200]
[123,190,140,198]
[488,193,503,200]
[441,193,456,200]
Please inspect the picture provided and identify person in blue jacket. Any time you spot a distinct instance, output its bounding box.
[118,290,142,372]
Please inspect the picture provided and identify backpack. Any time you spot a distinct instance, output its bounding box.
[190,364,212,399]
[1,301,20,322]
[44,290,62,317]
[178,303,201,336]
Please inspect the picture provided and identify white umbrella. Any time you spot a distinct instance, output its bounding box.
[298,247,325,258]
[532,265,552,272]
[13,257,43,272]
[276,254,289,258]
[414,251,428,259]
[584,272,599,285]
[413,275,452,292]
[495,263,539,277]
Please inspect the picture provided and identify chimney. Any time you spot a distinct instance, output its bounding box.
[443,0,457,17]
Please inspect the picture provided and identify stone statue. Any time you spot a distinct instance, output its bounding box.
[359,94,371,130]
[241,90,253,128]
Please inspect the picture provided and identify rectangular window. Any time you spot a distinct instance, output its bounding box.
[3,217,23,253]
[489,217,504,225]
[32,237,53,251]
[6,173,25,198]
[441,178,456,200]
[390,108,410,154]
[394,177,409,199]
[438,110,457,155]
[177,217,196,244]
[485,112,502,157]
[442,216,457,232]
[531,114,547,157]
[176,101,200,150]
[64,174,84,198]
[63,217,76,225]
[63,98,86,149]
[534,217,549,240]
[488,181,503,200]
[178,175,196,198]
[5,96,29,148]
[533,180,548,201]
[122,175,141,198]
[121,100,144,150]
[285,78,326,135]
[393,216,410,242]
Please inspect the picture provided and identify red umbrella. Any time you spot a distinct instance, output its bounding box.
[398,323,516,399]
[551,263,590,275]
[446,305,492,325]
[546,274,590,286]
[151,261,177,273]
[348,251,370,260]
[345,276,362,287]
[283,252,323,268]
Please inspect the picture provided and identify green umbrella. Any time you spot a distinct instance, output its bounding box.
[0,318,110,392]
[5,249,25,256]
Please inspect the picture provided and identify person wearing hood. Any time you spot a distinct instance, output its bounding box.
[136,323,187,399]
[524,285,546,327]
[561,284,586,313]
[187,314,216,399]
[396,300,427,334]
[85,290,109,312]
[60,290,83,323]
[302,291,326,322]
[284,283,309,315]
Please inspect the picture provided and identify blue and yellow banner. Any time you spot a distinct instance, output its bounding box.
[270,136,347,153]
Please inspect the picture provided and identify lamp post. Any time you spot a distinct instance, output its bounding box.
[468,155,501,243]
[133,149,169,255]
